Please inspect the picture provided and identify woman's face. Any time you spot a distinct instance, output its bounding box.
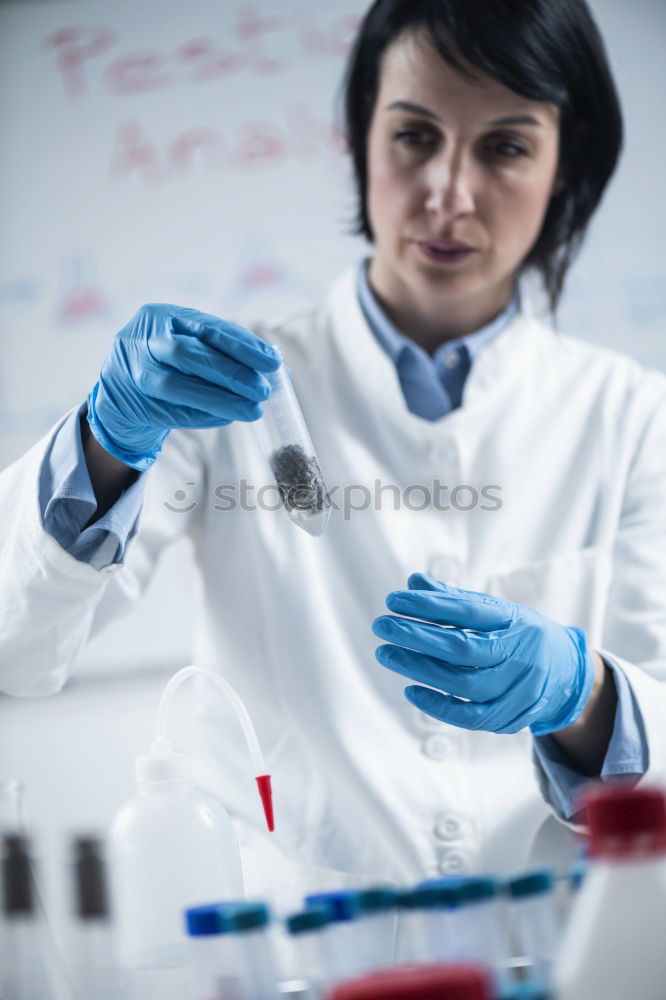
[366,31,562,340]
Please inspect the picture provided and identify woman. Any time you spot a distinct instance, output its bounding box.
[1,0,664,904]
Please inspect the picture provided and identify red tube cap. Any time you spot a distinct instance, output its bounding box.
[584,784,666,858]
[328,964,492,1000]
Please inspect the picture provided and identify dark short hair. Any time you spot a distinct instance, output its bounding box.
[339,0,623,314]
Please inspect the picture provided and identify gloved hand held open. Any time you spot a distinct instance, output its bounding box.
[87,304,281,471]
[372,573,596,736]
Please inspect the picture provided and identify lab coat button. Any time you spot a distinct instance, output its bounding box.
[434,813,463,841]
[422,734,452,761]
[437,849,470,876]
[428,556,461,583]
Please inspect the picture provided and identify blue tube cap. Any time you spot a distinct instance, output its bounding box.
[305,890,360,922]
[356,886,400,914]
[457,876,499,904]
[505,868,554,900]
[185,903,224,937]
[286,905,332,935]
[221,902,271,933]
[398,885,462,910]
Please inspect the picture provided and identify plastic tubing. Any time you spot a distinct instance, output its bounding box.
[153,665,274,830]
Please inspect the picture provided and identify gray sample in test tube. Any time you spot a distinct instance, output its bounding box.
[253,347,332,537]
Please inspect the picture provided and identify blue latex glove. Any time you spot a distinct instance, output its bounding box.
[87,304,281,470]
[372,573,596,736]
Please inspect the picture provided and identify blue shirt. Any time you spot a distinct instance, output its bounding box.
[356,256,520,419]
[40,403,147,569]
[39,262,647,818]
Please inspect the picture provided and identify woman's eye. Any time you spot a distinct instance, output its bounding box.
[391,129,527,158]
[393,129,434,146]
[488,141,527,158]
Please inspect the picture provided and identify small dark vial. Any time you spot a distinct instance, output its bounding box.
[2,835,34,917]
[270,443,328,514]
[73,837,110,920]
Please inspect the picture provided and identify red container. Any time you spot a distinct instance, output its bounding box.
[327,963,493,1000]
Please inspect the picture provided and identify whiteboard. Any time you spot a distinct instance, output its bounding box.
[1,0,664,674]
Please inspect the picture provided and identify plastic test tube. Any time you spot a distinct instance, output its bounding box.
[1,835,63,1000]
[285,905,336,998]
[394,887,438,964]
[395,885,463,965]
[352,887,400,972]
[304,891,362,983]
[505,868,560,986]
[252,348,332,538]
[70,836,119,1000]
[397,878,511,992]
[225,902,281,1000]
[444,877,511,978]
[185,902,244,1000]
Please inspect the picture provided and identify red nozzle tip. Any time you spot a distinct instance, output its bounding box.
[255,774,274,832]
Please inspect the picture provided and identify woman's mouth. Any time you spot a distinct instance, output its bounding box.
[416,241,478,265]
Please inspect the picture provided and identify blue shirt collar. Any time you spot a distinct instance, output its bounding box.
[356,256,520,366]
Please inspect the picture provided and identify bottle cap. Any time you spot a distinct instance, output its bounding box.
[286,906,331,935]
[304,890,360,922]
[505,868,554,900]
[584,785,666,858]
[328,964,492,1000]
[136,740,192,785]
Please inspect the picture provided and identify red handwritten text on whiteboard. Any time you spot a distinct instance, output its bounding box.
[42,6,363,99]
[109,104,348,185]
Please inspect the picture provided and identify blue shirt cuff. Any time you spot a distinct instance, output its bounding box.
[532,656,649,820]
[39,403,147,569]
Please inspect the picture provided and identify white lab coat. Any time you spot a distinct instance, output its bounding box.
[1,263,666,904]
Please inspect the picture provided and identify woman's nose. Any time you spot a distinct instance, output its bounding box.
[424,152,477,216]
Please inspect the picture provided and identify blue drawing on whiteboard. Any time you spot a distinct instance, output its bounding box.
[0,277,42,305]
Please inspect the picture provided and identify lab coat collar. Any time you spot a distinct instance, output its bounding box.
[323,262,554,441]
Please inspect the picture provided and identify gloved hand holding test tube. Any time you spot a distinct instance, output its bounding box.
[253,345,332,537]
